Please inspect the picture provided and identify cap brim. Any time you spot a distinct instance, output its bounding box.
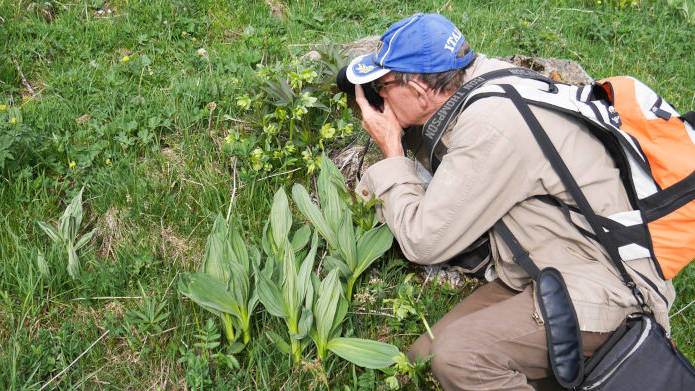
[346,54,391,84]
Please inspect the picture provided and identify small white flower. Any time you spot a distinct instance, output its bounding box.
[197,48,207,56]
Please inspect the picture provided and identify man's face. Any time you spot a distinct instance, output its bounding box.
[374,74,428,128]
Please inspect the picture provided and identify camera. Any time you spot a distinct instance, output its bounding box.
[335,66,384,108]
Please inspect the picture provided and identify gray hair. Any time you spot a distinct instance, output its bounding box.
[390,43,474,94]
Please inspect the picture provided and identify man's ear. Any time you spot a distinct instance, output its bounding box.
[409,80,430,108]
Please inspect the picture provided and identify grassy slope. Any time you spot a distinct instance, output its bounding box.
[0,0,693,389]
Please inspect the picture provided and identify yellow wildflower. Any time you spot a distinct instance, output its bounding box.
[121,55,130,63]
[0,104,7,111]
[9,117,18,124]
[105,158,111,165]
[181,31,187,36]
[69,161,76,169]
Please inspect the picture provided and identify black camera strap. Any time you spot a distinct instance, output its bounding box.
[421,67,554,173]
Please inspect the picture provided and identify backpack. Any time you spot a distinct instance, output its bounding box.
[419,68,695,280]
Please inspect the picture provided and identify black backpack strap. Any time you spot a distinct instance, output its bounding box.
[498,84,650,311]
[493,220,540,279]
[494,220,584,388]
[680,111,695,127]
[420,67,555,173]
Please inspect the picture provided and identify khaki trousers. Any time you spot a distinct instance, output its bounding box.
[409,280,611,391]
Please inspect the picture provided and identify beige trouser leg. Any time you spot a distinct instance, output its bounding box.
[409,280,610,391]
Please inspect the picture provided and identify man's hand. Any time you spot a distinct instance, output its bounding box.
[355,84,404,158]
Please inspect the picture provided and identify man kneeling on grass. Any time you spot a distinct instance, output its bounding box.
[345,13,672,390]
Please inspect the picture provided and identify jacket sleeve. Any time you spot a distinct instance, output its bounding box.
[356,105,537,264]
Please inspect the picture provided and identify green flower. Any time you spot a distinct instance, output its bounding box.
[236,96,252,110]
[263,123,279,135]
[292,106,308,119]
[319,123,337,140]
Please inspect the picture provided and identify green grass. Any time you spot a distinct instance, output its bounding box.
[1,0,694,389]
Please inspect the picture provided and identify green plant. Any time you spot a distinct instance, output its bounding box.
[382,351,433,390]
[383,274,434,341]
[292,157,393,299]
[667,0,695,22]
[256,188,317,363]
[224,56,354,175]
[310,268,399,370]
[36,187,94,279]
[177,318,239,390]
[178,214,259,345]
[126,284,170,335]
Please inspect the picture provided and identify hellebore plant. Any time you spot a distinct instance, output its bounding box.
[37,187,94,279]
[310,268,399,369]
[257,187,399,370]
[178,214,258,345]
[256,188,316,363]
[291,157,393,299]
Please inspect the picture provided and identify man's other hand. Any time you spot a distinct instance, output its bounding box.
[355,84,405,158]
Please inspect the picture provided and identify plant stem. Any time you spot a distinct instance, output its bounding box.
[346,276,355,301]
[420,314,434,340]
[222,314,235,344]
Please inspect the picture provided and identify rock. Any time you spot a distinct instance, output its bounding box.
[499,54,593,85]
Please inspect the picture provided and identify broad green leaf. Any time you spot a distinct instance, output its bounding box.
[202,214,231,283]
[327,337,399,369]
[296,306,313,339]
[320,155,349,195]
[292,184,337,249]
[230,225,250,272]
[36,250,49,276]
[67,244,79,279]
[290,225,311,253]
[323,184,343,235]
[266,331,291,355]
[74,229,94,251]
[60,188,84,242]
[337,211,357,270]
[355,225,394,277]
[270,188,292,250]
[58,215,75,244]
[330,297,349,337]
[261,221,273,257]
[178,273,244,321]
[257,267,288,318]
[296,231,316,300]
[227,262,250,309]
[314,269,342,349]
[324,256,353,279]
[37,221,61,243]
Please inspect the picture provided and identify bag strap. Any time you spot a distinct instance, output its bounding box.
[681,111,695,127]
[494,221,585,388]
[420,67,555,173]
[499,84,650,311]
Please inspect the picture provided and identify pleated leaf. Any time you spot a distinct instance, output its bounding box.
[291,184,337,249]
[355,225,394,277]
[178,273,244,322]
[327,337,399,369]
[270,188,292,250]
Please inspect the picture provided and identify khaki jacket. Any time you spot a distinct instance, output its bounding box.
[356,55,674,333]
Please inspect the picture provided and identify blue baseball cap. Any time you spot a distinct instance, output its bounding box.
[346,13,475,85]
